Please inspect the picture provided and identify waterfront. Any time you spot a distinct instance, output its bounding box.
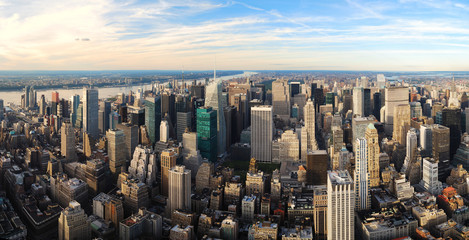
[0,71,257,106]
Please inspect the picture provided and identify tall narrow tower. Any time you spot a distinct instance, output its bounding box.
[251,105,273,162]
[168,165,191,215]
[83,88,99,139]
[204,70,226,155]
[354,138,370,210]
[61,121,77,161]
[304,99,318,150]
[365,124,380,187]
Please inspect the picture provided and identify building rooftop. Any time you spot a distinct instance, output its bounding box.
[328,170,353,185]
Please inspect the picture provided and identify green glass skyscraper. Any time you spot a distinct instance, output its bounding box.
[197,107,217,162]
[145,96,161,145]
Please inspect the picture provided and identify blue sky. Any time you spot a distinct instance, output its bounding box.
[1,0,469,70]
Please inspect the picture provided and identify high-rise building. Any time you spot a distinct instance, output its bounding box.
[61,121,77,161]
[69,94,79,126]
[197,107,217,162]
[272,78,291,121]
[51,174,88,208]
[420,157,443,195]
[364,88,371,116]
[106,129,126,175]
[352,116,375,149]
[161,92,176,127]
[441,107,462,159]
[327,170,354,240]
[377,74,386,88]
[355,138,370,210]
[145,96,161,145]
[92,192,124,228]
[161,148,177,196]
[160,119,169,143]
[304,99,318,151]
[119,208,162,240]
[373,92,381,121]
[365,124,380,188]
[116,123,139,160]
[168,165,191,215]
[421,124,433,157]
[177,111,191,142]
[181,131,203,178]
[313,185,328,239]
[307,150,328,185]
[98,101,111,134]
[58,201,90,240]
[384,87,409,135]
[205,73,227,155]
[251,105,273,162]
[432,124,451,181]
[39,94,47,116]
[392,104,411,145]
[220,215,239,240]
[275,130,300,162]
[128,145,158,185]
[120,175,150,214]
[410,102,422,118]
[83,88,99,139]
[353,87,364,116]
[242,195,256,222]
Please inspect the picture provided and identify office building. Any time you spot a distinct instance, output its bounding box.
[420,157,443,195]
[365,124,380,187]
[242,195,256,222]
[304,99,318,150]
[107,129,126,175]
[251,105,273,162]
[327,170,354,240]
[355,138,370,210]
[128,145,158,185]
[168,165,191,214]
[98,101,111,134]
[61,121,77,161]
[116,123,139,160]
[120,173,150,214]
[177,111,191,142]
[181,131,202,178]
[307,150,328,185]
[441,107,462,159]
[420,124,433,157]
[205,74,227,155]
[161,148,177,196]
[276,130,300,162]
[83,88,99,139]
[433,125,451,181]
[384,87,409,135]
[69,94,79,126]
[353,87,364,116]
[160,119,169,142]
[58,201,90,240]
[373,92,381,121]
[119,208,162,240]
[392,104,411,145]
[197,107,217,162]
[313,185,327,239]
[220,215,239,240]
[272,78,291,121]
[145,96,161,145]
[51,174,88,208]
[248,221,278,240]
[352,116,375,149]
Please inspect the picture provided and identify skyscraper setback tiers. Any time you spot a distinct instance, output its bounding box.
[1,72,469,240]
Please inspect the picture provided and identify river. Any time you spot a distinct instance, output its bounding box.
[0,71,257,106]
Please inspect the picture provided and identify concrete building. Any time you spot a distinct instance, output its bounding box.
[327,170,354,240]
[119,208,162,240]
[159,119,169,143]
[251,105,273,162]
[181,131,203,178]
[304,99,318,151]
[272,78,291,121]
[420,157,443,195]
[120,174,150,214]
[392,104,411,145]
[51,174,88,208]
[412,205,447,229]
[242,195,256,222]
[177,111,191,142]
[384,87,409,135]
[313,185,327,239]
[355,138,370,211]
[107,129,126,175]
[352,116,375,149]
[420,124,433,157]
[116,123,139,160]
[161,148,177,196]
[61,121,77,161]
[83,88,99,139]
[169,225,193,240]
[168,165,191,214]
[248,221,278,240]
[93,192,124,228]
[357,210,418,240]
[128,145,158,185]
[58,201,90,240]
[353,87,364,116]
[365,124,380,188]
[276,130,300,162]
[220,215,239,240]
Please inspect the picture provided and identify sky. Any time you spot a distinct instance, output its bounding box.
[1,0,469,71]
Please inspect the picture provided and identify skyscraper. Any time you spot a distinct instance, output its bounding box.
[145,96,161,145]
[0,99,4,121]
[355,138,370,210]
[116,123,139,160]
[106,129,126,175]
[160,119,169,143]
[365,124,380,188]
[61,121,77,161]
[220,215,239,240]
[69,94,79,126]
[353,87,364,116]
[327,170,354,240]
[384,87,409,135]
[58,201,90,240]
[177,111,191,142]
[168,165,191,215]
[377,74,386,88]
[304,99,318,150]
[272,78,290,121]
[392,104,411,145]
[251,105,273,162]
[161,148,177,196]
[83,88,99,139]
[197,107,217,162]
[98,101,111,134]
[204,72,227,155]
[441,107,462,159]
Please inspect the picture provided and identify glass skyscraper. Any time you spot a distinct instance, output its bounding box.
[197,107,217,162]
[145,96,162,145]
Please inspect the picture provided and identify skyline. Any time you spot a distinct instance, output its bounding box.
[1,0,469,70]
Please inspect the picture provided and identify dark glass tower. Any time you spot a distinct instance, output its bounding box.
[197,107,217,162]
[145,96,162,145]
